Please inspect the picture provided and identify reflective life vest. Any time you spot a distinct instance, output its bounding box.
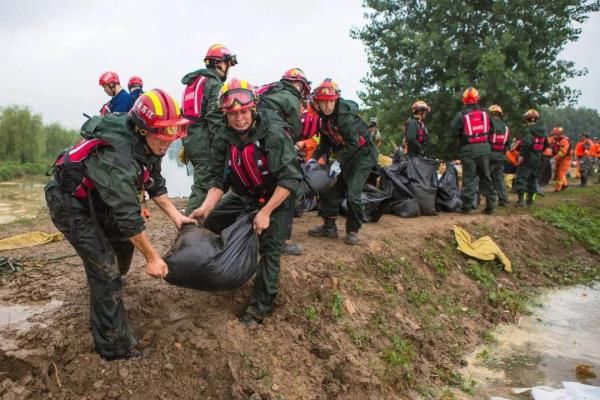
[550,136,570,157]
[404,118,428,144]
[182,75,209,121]
[320,119,366,148]
[228,142,275,203]
[489,126,510,152]
[52,139,150,200]
[99,103,110,116]
[532,136,545,152]
[301,109,320,140]
[462,109,490,144]
[255,82,279,97]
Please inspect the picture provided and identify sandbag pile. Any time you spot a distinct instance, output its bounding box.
[164,214,259,291]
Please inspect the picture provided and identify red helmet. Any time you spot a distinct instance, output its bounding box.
[462,87,480,105]
[411,100,430,113]
[99,71,120,86]
[218,79,256,113]
[313,79,340,101]
[282,68,311,97]
[552,126,564,136]
[204,44,237,66]
[522,108,540,122]
[128,76,143,90]
[128,89,189,142]
[488,104,503,115]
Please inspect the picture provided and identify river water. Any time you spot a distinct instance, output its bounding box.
[464,284,600,398]
[0,144,192,225]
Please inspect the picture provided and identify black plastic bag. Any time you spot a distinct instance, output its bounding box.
[436,163,463,212]
[406,157,439,216]
[301,162,337,196]
[390,199,420,218]
[340,184,391,223]
[164,214,259,291]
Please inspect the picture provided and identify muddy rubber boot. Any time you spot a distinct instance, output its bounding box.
[526,192,535,206]
[344,231,359,246]
[515,193,526,207]
[282,241,303,256]
[308,218,338,238]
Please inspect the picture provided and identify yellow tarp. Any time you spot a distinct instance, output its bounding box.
[0,232,63,251]
[453,225,512,272]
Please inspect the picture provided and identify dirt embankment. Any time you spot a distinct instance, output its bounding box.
[0,198,598,400]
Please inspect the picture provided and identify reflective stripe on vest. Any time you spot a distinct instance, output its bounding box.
[532,136,545,152]
[490,126,509,152]
[301,110,319,140]
[463,110,490,144]
[182,76,208,120]
[228,142,274,200]
[255,82,279,97]
[404,119,427,144]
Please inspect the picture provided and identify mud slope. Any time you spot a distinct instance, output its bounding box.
[0,198,597,400]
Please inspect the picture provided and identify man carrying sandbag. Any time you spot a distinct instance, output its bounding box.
[190,79,301,327]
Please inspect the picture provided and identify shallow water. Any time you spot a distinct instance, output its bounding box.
[465,285,600,397]
[0,299,63,331]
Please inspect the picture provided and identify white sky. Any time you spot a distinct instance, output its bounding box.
[0,1,598,130]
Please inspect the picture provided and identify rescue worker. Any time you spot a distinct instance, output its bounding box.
[181,44,238,214]
[547,126,571,191]
[45,89,195,360]
[450,87,497,214]
[189,79,301,326]
[404,100,430,157]
[488,104,510,206]
[367,117,383,149]
[257,68,311,141]
[295,95,320,161]
[574,133,594,187]
[307,79,378,245]
[98,71,134,115]
[128,76,144,102]
[514,109,548,206]
[257,68,310,256]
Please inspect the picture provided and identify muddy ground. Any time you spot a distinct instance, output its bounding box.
[0,190,598,400]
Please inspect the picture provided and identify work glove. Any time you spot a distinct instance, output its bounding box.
[178,147,188,164]
[328,160,341,177]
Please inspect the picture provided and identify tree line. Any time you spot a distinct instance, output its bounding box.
[353,0,600,158]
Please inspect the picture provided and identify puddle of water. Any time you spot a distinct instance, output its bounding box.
[0,177,49,224]
[0,299,63,332]
[464,285,600,397]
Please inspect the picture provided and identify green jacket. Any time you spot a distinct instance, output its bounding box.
[520,121,548,167]
[489,117,509,161]
[80,114,167,237]
[181,68,224,138]
[450,105,492,158]
[209,109,301,197]
[312,99,378,169]
[405,116,428,156]
[257,80,302,141]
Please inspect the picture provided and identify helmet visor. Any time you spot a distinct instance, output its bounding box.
[220,89,254,111]
[151,119,189,141]
[224,54,238,66]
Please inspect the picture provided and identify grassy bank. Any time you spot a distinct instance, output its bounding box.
[0,162,48,182]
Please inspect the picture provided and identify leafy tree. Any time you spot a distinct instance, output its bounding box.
[352,0,600,158]
[541,106,600,141]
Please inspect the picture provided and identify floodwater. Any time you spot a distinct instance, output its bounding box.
[0,144,192,226]
[464,285,600,398]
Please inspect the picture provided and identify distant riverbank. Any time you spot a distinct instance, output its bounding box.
[0,163,48,182]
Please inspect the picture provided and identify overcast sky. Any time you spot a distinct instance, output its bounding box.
[0,1,598,130]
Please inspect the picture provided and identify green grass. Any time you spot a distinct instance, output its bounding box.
[331,292,344,319]
[304,305,317,321]
[534,200,600,254]
[0,162,48,182]
[383,335,414,369]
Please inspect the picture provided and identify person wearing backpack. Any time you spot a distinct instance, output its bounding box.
[128,76,144,102]
[404,100,430,157]
[307,79,378,246]
[189,79,302,327]
[98,71,134,115]
[45,89,196,361]
[181,44,238,215]
[514,109,549,206]
[547,126,571,192]
[257,68,311,256]
[450,87,497,214]
[488,104,511,206]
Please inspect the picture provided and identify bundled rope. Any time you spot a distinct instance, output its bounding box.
[0,256,23,275]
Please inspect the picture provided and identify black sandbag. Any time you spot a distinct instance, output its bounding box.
[164,214,259,291]
[406,157,439,215]
[436,163,463,212]
[390,198,420,218]
[301,162,337,196]
[538,156,552,186]
[340,184,391,223]
[380,162,414,201]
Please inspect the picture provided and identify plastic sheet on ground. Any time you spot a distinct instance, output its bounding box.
[495,382,600,400]
[453,225,512,272]
[164,214,259,291]
[0,232,63,251]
